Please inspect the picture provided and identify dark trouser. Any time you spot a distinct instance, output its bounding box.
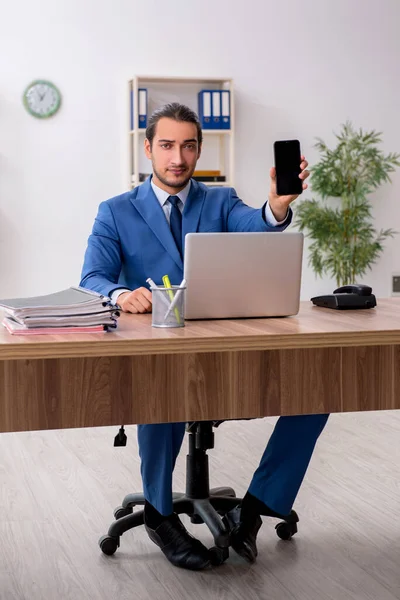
[138,414,329,516]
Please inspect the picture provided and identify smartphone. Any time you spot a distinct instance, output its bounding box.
[273,139,303,196]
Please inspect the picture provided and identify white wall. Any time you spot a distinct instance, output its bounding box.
[1,0,399,299]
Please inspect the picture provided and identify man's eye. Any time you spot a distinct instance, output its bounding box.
[161,144,171,149]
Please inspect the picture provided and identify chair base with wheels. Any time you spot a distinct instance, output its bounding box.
[99,421,299,565]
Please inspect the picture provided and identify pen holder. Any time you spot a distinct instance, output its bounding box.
[152,286,186,328]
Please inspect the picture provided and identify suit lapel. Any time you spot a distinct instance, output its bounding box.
[182,180,206,254]
[132,178,183,269]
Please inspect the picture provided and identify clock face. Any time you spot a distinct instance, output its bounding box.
[23,80,61,118]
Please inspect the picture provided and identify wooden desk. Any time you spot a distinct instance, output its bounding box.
[1,299,400,433]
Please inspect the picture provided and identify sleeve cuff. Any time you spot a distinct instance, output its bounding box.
[110,288,131,306]
[264,201,289,227]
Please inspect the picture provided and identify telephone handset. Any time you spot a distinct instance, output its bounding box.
[311,284,376,310]
[333,284,372,296]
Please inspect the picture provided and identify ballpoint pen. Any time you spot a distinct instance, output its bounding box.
[162,275,181,325]
[146,277,170,309]
[163,279,186,321]
[146,277,158,289]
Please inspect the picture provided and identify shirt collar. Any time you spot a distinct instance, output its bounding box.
[150,177,191,209]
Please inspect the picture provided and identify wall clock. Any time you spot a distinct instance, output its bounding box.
[23,80,61,119]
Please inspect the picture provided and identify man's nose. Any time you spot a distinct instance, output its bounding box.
[171,147,184,164]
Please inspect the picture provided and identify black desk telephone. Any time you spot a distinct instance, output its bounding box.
[311,284,377,310]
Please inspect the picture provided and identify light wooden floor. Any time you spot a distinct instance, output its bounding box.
[2,411,400,600]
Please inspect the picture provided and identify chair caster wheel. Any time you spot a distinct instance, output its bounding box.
[275,521,298,541]
[209,545,229,566]
[99,535,119,555]
[114,506,133,520]
[289,509,299,523]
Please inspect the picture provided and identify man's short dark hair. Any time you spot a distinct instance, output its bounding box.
[145,102,203,147]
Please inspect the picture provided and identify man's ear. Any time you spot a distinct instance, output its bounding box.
[144,138,152,159]
[197,143,202,160]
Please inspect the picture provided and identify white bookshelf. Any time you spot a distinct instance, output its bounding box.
[128,75,234,190]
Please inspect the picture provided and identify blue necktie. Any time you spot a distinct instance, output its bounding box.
[168,195,182,258]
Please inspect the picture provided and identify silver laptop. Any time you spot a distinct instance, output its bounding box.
[183,232,303,320]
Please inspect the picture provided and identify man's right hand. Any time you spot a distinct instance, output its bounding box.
[117,288,152,314]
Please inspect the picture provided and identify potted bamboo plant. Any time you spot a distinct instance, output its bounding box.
[294,122,400,287]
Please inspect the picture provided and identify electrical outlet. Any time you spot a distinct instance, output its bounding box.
[392,274,400,296]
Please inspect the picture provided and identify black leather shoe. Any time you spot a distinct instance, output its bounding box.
[226,506,262,563]
[145,513,211,570]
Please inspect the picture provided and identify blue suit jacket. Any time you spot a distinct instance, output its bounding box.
[80,178,292,297]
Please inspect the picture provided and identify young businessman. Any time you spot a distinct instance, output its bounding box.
[80,103,329,570]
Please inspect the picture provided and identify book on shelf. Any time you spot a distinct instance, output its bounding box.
[193,170,221,176]
[193,175,226,182]
[0,286,120,335]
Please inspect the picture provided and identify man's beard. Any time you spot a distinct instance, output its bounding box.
[153,164,192,189]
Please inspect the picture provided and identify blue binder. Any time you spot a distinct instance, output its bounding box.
[198,90,213,129]
[130,89,133,131]
[211,91,221,128]
[220,90,231,129]
[138,88,147,129]
[130,88,148,130]
[198,90,230,129]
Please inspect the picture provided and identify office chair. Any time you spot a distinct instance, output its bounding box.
[99,421,299,565]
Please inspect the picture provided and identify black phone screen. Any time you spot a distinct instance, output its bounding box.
[274,140,302,196]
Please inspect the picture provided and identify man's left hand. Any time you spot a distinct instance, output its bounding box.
[268,156,310,222]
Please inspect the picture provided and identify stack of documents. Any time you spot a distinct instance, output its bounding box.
[0,287,119,335]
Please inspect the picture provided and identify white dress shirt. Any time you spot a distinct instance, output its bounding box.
[110,179,289,304]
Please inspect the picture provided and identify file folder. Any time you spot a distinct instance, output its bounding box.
[2,318,108,335]
[138,88,147,129]
[0,287,119,334]
[130,89,133,130]
[212,91,221,128]
[198,90,212,128]
[220,90,231,129]
[198,90,230,130]
[130,88,148,130]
